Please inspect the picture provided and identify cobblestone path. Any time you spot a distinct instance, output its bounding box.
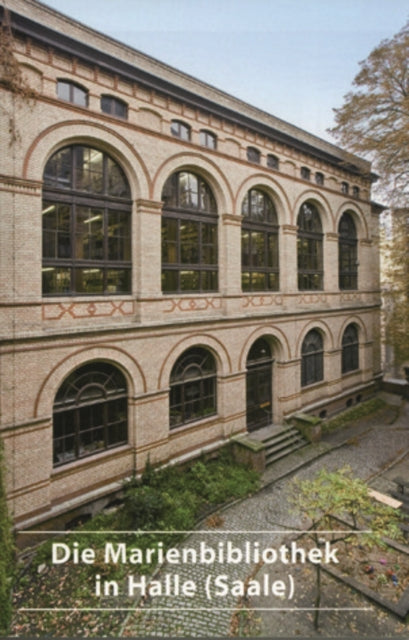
[120,404,409,637]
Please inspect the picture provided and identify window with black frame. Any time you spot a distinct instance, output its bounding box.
[42,145,132,296]
[341,323,359,373]
[169,347,217,428]
[101,95,128,119]
[161,171,218,293]
[338,211,358,290]
[57,79,88,107]
[53,362,128,466]
[199,130,217,149]
[247,147,261,163]
[241,188,279,291]
[297,202,323,290]
[301,329,324,387]
[171,120,191,141]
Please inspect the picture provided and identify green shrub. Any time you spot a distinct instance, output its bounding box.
[322,397,388,433]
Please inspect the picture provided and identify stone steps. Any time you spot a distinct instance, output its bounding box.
[260,425,308,466]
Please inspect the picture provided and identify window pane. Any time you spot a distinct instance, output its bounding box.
[43,147,72,189]
[202,223,217,264]
[162,269,178,292]
[251,272,266,291]
[75,268,104,293]
[75,207,104,260]
[162,218,178,264]
[57,81,71,101]
[201,270,218,291]
[179,172,199,208]
[107,158,130,198]
[73,84,88,107]
[42,267,71,295]
[42,203,71,259]
[108,211,131,261]
[251,232,265,267]
[75,147,104,193]
[180,221,199,263]
[241,230,250,267]
[106,269,131,293]
[242,272,250,291]
[268,234,278,268]
[180,270,200,291]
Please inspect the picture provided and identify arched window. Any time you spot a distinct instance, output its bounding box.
[301,329,324,387]
[200,130,217,149]
[42,145,132,295]
[161,171,218,292]
[247,147,261,163]
[339,212,358,290]
[342,324,359,373]
[53,362,128,466]
[169,347,217,428]
[297,202,323,290]
[57,79,88,107]
[241,188,279,291]
[267,154,279,170]
[171,120,191,141]
[101,95,128,119]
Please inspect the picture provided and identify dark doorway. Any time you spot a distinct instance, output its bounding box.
[246,338,273,432]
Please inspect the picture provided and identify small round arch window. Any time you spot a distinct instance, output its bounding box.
[53,362,128,466]
[42,145,132,296]
[169,347,217,428]
[301,329,324,387]
[342,323,359,373]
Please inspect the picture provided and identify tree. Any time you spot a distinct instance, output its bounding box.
[382,210,409,371]
[291,467,403,630]
[330,22,409,372]
[330,21,409,205]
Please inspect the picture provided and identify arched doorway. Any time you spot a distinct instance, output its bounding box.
[246,338,273,432]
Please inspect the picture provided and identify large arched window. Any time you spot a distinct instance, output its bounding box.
[161,171,218,292]
[53,362,128,466]
[42,145,132,296]
[339,212,358,290]
[342,323,359,373]
[301,329,324,387]
[241,188,279,291]
[297,202,323,290]
[169,347,217,428]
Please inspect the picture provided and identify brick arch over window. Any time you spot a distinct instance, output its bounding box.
[35,346,145,419]
[42,144,132,296]
[53,361,128,466]
[24,122,151,195]
[161,170,218,293]
[153,154,231,212]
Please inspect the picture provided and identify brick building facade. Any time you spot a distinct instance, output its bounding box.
[0,0,382,529]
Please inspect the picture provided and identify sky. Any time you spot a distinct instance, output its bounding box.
[40,0,409,143]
